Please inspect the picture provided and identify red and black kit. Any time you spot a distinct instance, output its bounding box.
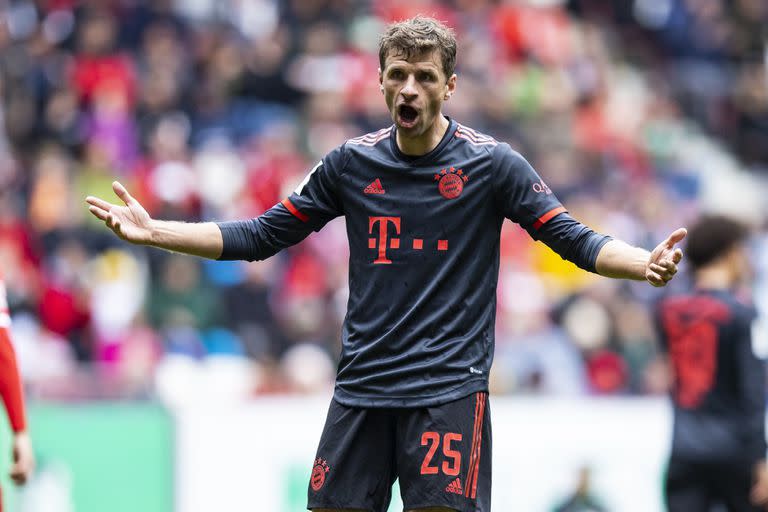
[308,392,491,511]
[656,289,766,512]
[217,118,611,510]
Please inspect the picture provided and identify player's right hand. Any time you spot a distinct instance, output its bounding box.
[10,431,34,485]
[86,181,155,245]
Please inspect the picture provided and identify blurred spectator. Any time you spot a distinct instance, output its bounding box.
[0,0,765,400]
[552,466,608,512]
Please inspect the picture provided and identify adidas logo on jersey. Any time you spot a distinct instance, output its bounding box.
[445,478,463,495]
[364,179,385,194]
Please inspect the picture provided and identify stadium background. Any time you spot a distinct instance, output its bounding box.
[0,0,766,510]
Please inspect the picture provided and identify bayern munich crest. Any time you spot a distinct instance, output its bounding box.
[435,167,468,199]
[311,458,330,491]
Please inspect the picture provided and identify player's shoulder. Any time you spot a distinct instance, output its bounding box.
[454,122,497,145]
[337,126,395,170]
[659,289,750,322]
[453,122,499,152]
[705,289,752,320]
[452,124,531,167]
[346,126,393,149]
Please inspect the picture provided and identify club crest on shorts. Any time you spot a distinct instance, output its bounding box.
[434,167,468,199]
[311,458,330,491]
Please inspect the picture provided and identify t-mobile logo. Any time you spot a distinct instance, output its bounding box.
[368,216,448,264]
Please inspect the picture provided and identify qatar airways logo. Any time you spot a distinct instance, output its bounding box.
[368,216,448,264]
[532,179,552,195]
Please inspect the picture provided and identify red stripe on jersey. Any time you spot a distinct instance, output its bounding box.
[280,199,309,223]
[533,206,566,230]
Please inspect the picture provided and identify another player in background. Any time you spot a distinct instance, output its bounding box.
[0,273,34,504]
[656,215,768,512]
[86,16,685,512]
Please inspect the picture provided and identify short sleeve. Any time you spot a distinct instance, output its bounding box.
[492,143,566,235]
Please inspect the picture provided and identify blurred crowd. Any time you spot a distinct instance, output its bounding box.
[0,0,766,402]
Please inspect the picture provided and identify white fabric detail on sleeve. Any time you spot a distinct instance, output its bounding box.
[294,161,323,195]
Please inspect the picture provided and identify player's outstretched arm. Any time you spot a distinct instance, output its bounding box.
[86,181,224,259]
[595,228,687,287]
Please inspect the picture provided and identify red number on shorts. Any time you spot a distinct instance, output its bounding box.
[420,431,440,475]
[420,431,463,476]
[442,433,463,476]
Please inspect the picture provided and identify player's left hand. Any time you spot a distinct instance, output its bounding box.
[646,228,687,287]
[10,431,34,485]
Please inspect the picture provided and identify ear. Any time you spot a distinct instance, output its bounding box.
[378,67,384,92]
[444,73,457,100]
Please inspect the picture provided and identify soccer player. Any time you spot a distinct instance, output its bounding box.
[86,16,685,512]
[656,215,768,512]
[0,273,34,501]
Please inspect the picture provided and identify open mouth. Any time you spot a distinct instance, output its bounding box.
[397,105,419,128]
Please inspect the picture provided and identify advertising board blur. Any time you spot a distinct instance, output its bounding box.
[174,396,672,512]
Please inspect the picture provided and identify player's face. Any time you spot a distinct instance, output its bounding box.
[379,49,456,138]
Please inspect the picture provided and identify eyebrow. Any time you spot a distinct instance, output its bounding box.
[386,63,439,74]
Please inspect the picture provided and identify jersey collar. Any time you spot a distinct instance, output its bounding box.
[389,117,456,165]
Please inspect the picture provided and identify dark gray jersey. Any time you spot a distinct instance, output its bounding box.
[219,118,610,407]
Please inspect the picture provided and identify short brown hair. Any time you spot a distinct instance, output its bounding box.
[378,15,457,81]
[685,214,750,271]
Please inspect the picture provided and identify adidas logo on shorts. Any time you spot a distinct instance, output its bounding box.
[445,478,463,495]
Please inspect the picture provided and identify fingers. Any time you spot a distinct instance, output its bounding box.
[85,196,116,223]
[645,269,666,287]
[665,227,687,248]
[9,466,27,485]
[85,196,115,211]
[650,262,676,279]
[85,194,123,234]
[103,213,122,236]
[9,458,31,485]
[654,258,679,273]
[647,258,680,286]
[648,256,680,286]
[86,200,119,234]
[112,181,136,207]
[88,205,109,221]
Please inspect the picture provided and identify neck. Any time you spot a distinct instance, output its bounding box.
[396,115,449,156]
[694,265,734,291]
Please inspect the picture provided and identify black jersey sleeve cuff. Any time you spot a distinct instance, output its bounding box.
[217,220,261,261]
[535,213,613,273]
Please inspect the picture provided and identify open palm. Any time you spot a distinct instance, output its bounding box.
[646,228,687,287]
[86,181,154,244]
